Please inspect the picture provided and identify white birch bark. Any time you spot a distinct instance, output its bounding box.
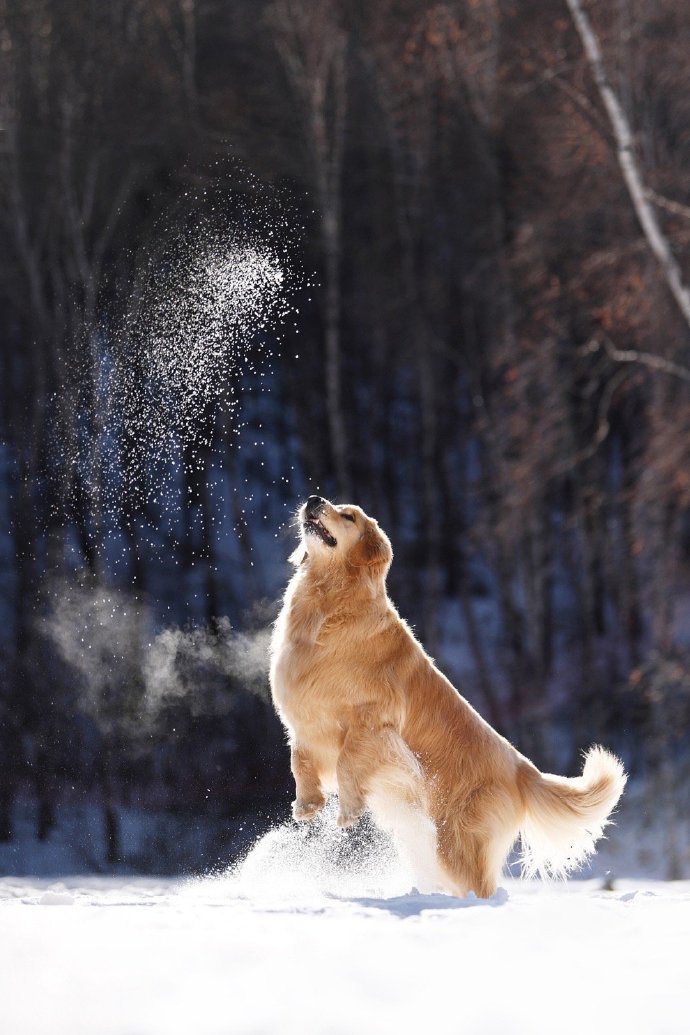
[565,0,690,329]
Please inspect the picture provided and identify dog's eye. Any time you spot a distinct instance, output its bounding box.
[341,512,356,523]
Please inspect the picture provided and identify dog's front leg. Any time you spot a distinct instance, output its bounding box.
[336,722,380,828]
[291,744,326,821]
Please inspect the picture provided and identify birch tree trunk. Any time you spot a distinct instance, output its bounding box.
[565,0,690,330]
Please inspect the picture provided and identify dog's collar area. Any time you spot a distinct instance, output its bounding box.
[304,517,337,548]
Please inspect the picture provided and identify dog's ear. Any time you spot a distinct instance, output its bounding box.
[288,545,308,567]
[350,522,392,575]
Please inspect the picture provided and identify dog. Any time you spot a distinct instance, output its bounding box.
[270,495,626,897]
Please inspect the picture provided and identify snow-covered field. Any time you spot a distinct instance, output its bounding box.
[1,813,688,1035]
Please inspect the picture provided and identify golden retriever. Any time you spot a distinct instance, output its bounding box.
[270,495,626,898]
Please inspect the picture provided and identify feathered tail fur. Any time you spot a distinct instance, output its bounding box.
[518,745,627,879]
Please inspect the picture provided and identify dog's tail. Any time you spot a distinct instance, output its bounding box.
[517,745,627,879]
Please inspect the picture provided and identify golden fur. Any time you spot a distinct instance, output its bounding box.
[270,498,627,898]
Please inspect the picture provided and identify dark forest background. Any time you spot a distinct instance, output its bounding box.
[2,0,690,875]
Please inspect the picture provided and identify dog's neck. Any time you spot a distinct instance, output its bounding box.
[284,553,387,638]
[299,551,385,600]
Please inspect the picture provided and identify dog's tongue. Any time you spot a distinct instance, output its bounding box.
[310,517,336,547]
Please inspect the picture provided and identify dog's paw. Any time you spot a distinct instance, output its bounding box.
[292,798,325,822]
[336,807,363,829]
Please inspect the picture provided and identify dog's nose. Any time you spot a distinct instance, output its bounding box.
[306,495,324,516]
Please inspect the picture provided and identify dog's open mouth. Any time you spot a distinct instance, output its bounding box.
[304,517,337,548]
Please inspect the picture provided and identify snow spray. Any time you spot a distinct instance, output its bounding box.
[42,166,307,730]
[48,166,306,560]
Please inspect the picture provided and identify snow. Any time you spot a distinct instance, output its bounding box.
[1,814,688,1035]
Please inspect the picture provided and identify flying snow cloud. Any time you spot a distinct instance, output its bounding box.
[47,172,305,559]
[126,239,289,454]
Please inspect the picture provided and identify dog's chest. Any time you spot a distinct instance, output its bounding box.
[270,602,351,726]
[271,629,334,714]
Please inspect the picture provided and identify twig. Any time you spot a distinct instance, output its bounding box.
[587,335,690,386]
[645,188,690,224]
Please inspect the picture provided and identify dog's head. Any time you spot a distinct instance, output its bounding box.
[290,495,392,581]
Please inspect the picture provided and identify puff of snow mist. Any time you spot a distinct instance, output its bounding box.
[141,617,271,720]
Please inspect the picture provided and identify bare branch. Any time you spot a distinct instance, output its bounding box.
[552,361,632,478]
[587,335,690,386]
[645,188,690,225]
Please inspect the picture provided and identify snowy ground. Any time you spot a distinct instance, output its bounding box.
[1,813,688,1035]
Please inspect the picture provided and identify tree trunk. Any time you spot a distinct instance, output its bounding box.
[268,0,350,497]
[102,747,121,866]
[105,804,120,867]
[565,0,690,330]
[313,63,349,499]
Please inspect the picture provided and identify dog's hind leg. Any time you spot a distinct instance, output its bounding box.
[436,792,518,898]
[436,824,498,898]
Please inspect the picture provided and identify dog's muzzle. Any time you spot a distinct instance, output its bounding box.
[303,495,337,547]
[305,495,325,518]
